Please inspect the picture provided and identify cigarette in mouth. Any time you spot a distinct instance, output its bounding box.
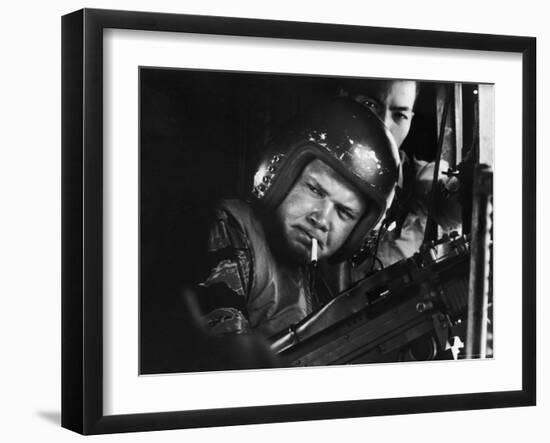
[310,237,318,264]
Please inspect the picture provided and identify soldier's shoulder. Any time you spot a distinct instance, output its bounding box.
[218,199,255,219]
[207,199,261,251]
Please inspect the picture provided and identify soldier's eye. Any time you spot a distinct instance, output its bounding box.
[307,183,322,195]
[394,112,409,121]
[337,207,355,221]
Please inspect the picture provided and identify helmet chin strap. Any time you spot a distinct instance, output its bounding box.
[368,216,391,273]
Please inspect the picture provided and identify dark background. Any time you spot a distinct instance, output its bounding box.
[139,68,440,374]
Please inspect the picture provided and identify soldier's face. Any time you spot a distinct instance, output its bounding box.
[275,159,366,264]
[350,80,416,148]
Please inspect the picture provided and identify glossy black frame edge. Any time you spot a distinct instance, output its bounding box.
[61,7,537,435]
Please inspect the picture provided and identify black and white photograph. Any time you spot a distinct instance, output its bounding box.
[54,5,538,437]
[139,69,494,374]
[2,0,546,441]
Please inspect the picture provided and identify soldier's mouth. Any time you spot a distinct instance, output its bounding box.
[294,226,323,249]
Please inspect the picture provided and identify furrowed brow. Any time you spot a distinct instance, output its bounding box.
[309,177,328,196]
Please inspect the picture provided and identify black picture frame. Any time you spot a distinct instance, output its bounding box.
[61,8,536,435]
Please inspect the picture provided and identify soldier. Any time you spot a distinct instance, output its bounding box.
[195,98,400,338]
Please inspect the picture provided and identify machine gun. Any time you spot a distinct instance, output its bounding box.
[270,234,471,366]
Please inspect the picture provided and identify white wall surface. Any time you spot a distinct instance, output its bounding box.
[0,0,546,441]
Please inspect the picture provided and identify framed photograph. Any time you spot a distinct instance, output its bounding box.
[62,8,536,434]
